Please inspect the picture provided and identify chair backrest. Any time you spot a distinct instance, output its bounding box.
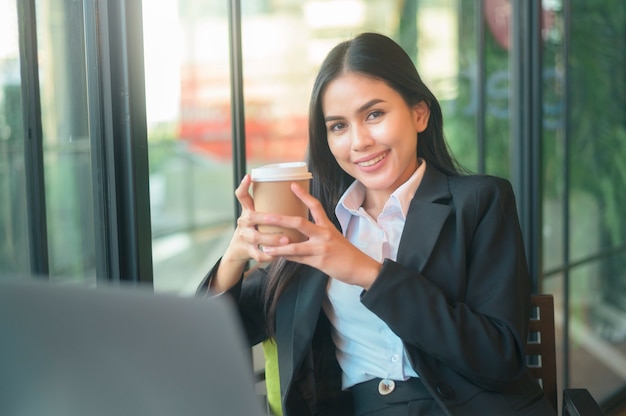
[527,294,558,413]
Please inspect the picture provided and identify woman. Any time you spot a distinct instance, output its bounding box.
[199,32,555,416]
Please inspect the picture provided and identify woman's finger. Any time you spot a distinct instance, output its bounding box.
[290,182,329,225]
[234,174,255,212]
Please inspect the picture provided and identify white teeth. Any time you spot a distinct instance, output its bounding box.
[357,152,388,167]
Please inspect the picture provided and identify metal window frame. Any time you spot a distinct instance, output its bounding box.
[562,0,572,390]
[83,0,153,284]
[16,0,49,277]
[475,0,487,174]
[510,0,543,294]
[229,0,247,220]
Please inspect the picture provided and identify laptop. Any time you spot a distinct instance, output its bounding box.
[0,277,267,416]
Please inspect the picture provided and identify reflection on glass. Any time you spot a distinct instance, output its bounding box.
[35,0,94,282]
[0,0,29,276]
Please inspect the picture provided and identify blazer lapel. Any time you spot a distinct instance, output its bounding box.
[275,266,327,401]
[397,164,452,270]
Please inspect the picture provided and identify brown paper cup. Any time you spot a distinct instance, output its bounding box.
[251,162,313,243]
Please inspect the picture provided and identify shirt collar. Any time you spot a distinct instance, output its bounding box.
[335,159,427,232]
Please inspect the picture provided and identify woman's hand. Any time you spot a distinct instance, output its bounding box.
[213,174,290,292]
[260,183,382,290]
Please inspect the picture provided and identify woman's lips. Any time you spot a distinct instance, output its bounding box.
[356,150,389,167]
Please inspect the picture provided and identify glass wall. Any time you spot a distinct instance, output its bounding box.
[142,1,234,294]
[0,0,29,276]
[0,0,94,282]
[35,0,94,282]
[541,0,626,403]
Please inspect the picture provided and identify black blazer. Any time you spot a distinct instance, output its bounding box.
[199,163,555,416]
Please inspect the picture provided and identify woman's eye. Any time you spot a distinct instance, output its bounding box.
[329,122,346,132]
[367,110,383,120]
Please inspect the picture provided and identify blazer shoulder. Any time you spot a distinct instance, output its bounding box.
[447,174,519,220]
[448,174,514,199]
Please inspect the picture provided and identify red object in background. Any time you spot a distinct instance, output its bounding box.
[178,65,308,162]
[484,0,555,50]
[179,111,308,162]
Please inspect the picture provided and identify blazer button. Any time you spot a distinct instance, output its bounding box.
[435,383,455,400]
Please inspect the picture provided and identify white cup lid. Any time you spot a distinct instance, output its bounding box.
[251,162,313,182]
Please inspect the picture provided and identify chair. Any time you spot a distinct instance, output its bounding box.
[527,294,606,416]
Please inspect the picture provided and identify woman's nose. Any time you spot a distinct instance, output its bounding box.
[350,125,374,151]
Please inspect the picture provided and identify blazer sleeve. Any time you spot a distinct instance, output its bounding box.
[361,176,530,390]
[196,258,270,346]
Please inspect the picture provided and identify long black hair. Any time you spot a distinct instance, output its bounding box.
[264,32,463,334]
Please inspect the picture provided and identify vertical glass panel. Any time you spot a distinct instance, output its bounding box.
[36,0,94,282]
[481,0,512,178]
[419,1,512,178]
[454,0,515,177]
[0,0,29,276]
[544,0,626,402]
[565,0,626,401]
[542,0,566,276]
[416,1,468,167]
[540,0,576,405]
[450,1,479,172]
[143,1,233,294]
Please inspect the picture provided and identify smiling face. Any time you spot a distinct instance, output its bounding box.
[322,72,430,209]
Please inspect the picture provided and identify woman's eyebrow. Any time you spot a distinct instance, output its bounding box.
[357,98,384,113]
[324,98,385,123]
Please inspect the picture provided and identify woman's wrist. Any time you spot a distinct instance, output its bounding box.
[352,256,383,290]
[212,254,247,293]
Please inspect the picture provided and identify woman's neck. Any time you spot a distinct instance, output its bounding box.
[362,190,390,219]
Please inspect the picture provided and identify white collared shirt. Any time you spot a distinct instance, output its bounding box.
[322,160,427,389]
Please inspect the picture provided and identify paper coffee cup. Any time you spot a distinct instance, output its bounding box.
[251,162,313,243]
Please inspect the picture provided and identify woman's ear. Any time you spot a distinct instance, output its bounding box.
[412,100,431,133]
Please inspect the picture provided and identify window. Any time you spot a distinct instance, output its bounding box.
[0,0,29,276]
